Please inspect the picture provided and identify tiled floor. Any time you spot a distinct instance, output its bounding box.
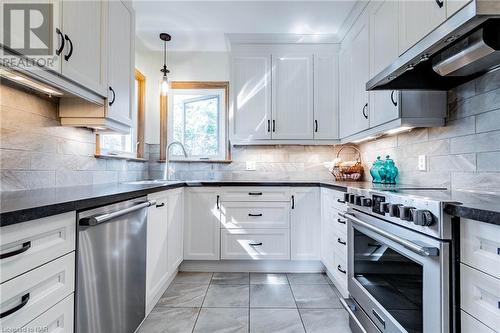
[138,272,352,333]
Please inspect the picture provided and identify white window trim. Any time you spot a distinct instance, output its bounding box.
[167,88,227,161]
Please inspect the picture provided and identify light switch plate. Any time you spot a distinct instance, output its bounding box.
[246,161,256,171]
[418,155,426,171]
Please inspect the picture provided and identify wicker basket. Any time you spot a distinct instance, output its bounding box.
[331,146,364,181]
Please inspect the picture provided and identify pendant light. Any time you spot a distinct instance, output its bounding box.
[160,33,171,95]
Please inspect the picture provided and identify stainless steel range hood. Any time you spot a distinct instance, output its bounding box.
[367,0,500,91]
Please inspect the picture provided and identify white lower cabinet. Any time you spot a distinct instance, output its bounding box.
[184,188,221,260]
[461,310,496,333]
[0,253,75,330]
[167,189,184,274]
[23,294,74,333]
[291,188,320,260]
[221,228,290,260]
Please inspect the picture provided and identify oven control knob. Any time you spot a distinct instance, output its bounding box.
[355,195,364,206]
[344,193,350,202]
[362,198,373,207]
[413,210,435,226]
[349,194,356,204]
[389,204,402,217]
[399,206,415,221]
[381,202,390,213]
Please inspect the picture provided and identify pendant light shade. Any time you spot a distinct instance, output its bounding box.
[159,33,171,96]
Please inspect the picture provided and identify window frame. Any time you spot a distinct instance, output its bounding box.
[161,81,230,162]
[95,69,146,160]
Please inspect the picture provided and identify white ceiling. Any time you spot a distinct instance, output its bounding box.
[133,1,359,52]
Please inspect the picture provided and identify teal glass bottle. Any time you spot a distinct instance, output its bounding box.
[383,155,398,184]
[370,156,384,183]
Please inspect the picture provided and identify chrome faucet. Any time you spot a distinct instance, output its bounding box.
[165,141,188,180]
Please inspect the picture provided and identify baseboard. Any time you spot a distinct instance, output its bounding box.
[179,260,325,273]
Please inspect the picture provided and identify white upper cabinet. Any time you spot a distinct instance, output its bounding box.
[339,43,354,138]
[184,188,221,260]
[61,0,107,95]
[231,53,272,141]
[291,188,321,260]
[314,54,339,140]
[398,0,446,55]
[447,0,472,18]
[369,0,400,127]
[107,0,134,127]
[272,53,314,140]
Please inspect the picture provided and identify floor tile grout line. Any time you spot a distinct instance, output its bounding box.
[190,272,213,333]
[287,274,308,333]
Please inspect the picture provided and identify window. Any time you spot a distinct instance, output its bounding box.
[97,69,145,159]
[166,82,228,161]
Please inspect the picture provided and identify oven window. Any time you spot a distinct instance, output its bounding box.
[354,229,423,333]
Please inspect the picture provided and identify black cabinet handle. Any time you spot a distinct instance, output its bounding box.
[0,293,29,319]
[63,34,73,61]
[248,192,262,196]
[109,87,116,106]
[272,120,276,132]
[337,218,346,225]
[267,120,271,132]
[435,0,444,8]
[156,203,165,208]
[337,265,346,274]
[291,195,295,209]
[0,241,31,260]
[55,28,65,56]
[249,242,263,246]
[390,91,398,107]
[314,120,318,132]
[216,195,220,209]
[248,213,263,217]
[337,199,345,204]
[337,238,346,245]
[362,103,368,119]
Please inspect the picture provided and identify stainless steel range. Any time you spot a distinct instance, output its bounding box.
[341,187,455,333]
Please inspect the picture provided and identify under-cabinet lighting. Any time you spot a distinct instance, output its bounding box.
[0,68,63,97]
[352,136,377,143]
[384,126,413,135]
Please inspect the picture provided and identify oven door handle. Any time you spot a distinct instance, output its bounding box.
[342,212,439,257]
[339,298,368,333]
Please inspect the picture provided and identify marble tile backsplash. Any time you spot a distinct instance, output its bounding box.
[147,145,353,181]
[358,69,500,196]
[0,84,148,191]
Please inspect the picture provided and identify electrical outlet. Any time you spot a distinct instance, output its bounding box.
[418,155,427,171]
[246,161,256,171]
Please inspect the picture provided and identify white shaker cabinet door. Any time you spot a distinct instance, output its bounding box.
[339,43,354,138]
[184,188,221,260]
[107,0,134,127]
[313,54,339,140]
[291,187,321,260]
[369,0,400,127]
[398,0,446,55]
[167,188,184,273]
[61,0,107,95]
[272,53,314,140]
[232,53,272,140]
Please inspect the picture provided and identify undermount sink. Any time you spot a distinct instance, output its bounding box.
[123,179,174,185]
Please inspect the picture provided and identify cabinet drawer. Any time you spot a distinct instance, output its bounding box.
[1,212,76,283]
[333,252,348,293]
[23,294,74,333]
[460,264,500,331]
[334,234,347,260]
[221,202,289,229]
[332,207,348,235]
[461,218,500,278]
[331,190,347,211]
[220,229,290,260]
[461,310,496,333]
[0,253,75,329]
[221,187,290,202]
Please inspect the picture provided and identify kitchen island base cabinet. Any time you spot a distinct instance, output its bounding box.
[184,188,221,260]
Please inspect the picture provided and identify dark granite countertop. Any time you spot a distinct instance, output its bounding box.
[1,180,498,227]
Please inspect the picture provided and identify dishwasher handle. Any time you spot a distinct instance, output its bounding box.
[79,200,157,226]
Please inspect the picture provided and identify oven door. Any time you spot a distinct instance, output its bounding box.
[345,209,450,333]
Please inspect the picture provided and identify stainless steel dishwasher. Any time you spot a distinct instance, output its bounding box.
[76,197,156,333]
